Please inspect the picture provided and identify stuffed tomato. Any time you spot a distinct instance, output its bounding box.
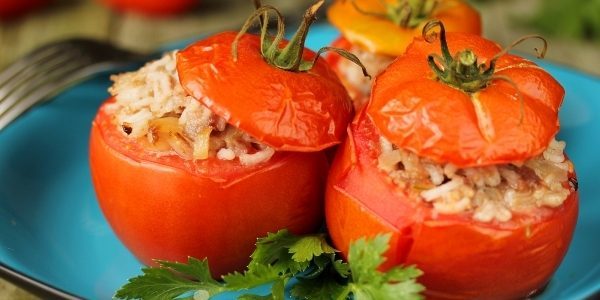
[90,1,354,277]
[326,0,481,109]
[325,21,578,299]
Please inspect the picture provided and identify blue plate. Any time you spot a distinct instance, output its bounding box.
[0,24,599,300]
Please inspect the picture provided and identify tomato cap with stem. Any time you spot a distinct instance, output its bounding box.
[423,20,548,122]
[367,20,565,167]
[177,1,370,152]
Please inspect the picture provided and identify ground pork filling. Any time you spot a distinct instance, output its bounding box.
[107,51,274,166]
[338,45,394,99]
[378,137,574,222]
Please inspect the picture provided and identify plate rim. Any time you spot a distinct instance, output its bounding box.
[0,262,79,300]
[1,22,600,300]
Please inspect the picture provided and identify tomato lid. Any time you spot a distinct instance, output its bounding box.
[327,0,481,56]
[177,2,364,152]
[367,21,564,167]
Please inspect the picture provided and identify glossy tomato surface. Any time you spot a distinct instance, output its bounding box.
[325,111,579,299]
[368,32,565,167]
[90,100,328,277]
[177,32,353,152]
[99,0,198,16]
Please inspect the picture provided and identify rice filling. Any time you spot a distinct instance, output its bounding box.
[107,51,274,165]
[338,45,394,98]
[378,137,573,222]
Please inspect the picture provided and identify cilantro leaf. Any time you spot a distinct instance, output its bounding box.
[249,230,309,274]
[114,258,223,300]
[115,231,425,300]
[332,260,350,279]
[222,264,280,291]
[346,234,425,300]
[270,278,286,300]
[288,234,336,262]
[384,265,423,282]
[347,234,390,284]
[238,295,273,300]
[237,278,286,300]
[291,276,347,300]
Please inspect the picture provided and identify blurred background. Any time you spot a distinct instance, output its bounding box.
[0,0,598,298]
[1,0,600,75]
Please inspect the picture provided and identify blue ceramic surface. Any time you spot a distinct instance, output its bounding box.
[0,24,599,300]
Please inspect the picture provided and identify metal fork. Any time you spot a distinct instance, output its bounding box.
[0,38,151,131]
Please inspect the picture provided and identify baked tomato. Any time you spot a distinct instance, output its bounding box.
[99,0,198,16]
[90,101,328,277]
[326,0,481,108]
[90,1,354,277]
[325,21,578,299]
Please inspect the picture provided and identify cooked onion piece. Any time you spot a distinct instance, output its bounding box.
[378,137,572,222]
[108,52,274,165]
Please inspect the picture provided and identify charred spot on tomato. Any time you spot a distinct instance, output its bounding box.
[569,177,579,191]
[121,123,133,135]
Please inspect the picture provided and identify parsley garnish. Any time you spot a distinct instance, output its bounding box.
[115,230,424,300]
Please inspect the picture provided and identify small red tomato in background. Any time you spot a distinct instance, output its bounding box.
[99,0,199,16]
[0,0,50,20]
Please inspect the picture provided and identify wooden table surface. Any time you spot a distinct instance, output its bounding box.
[1,0,598,299]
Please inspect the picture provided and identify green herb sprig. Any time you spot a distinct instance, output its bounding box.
[115,230,424,300]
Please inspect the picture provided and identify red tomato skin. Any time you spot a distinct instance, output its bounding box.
[368,33,565,167]
[0,0,49,19]
[99,0,198,16]
[176,32,353,152]
[90,101,328,277]
[325,111,579,299]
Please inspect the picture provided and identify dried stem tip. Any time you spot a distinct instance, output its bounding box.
[232,0,370,77]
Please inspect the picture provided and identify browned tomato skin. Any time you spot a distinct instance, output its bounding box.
[90,100,328,277]
[325,111,579,299]
[176,32,353,153]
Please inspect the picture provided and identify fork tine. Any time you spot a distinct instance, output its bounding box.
[0,61,89,131]
[0,38,151,132]
[0,42,71,86]
[0,49,82,101]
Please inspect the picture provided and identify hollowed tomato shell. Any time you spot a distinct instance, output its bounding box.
[90,100,328,277]
[325,111,578,299]
[176,32,353,152]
